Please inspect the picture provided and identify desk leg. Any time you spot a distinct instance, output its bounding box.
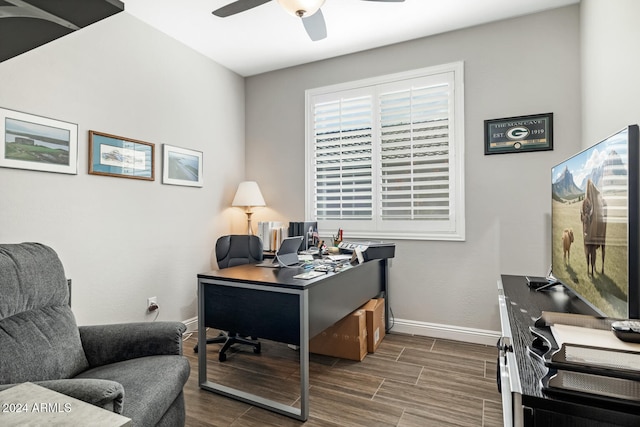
[197,278,309,421]
[382,259,391,333]
[299,289,310,421]
[197,279,207,387]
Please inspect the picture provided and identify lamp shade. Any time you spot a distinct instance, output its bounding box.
[277,0,325,17]
[232,181,266,207]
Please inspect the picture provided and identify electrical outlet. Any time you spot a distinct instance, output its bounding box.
[147,296,159,312]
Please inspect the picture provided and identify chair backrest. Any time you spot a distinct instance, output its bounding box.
[0,242,69,319]
[215,235,263,269]
[0,243,89,384]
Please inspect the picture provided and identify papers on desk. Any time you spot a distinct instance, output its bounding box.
[550,324,640,374]
[327,254,351,261]
[551,324,640,353]
[293,270,325,280]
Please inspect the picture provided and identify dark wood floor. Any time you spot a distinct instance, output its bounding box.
[182,330,503,426]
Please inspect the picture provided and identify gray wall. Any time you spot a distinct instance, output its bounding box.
[4,3,629,342]
[581,0,640,144]
[245,6,582,341]
[0,13,246,325]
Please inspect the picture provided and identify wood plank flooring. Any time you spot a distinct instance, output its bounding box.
[182,330,503,426]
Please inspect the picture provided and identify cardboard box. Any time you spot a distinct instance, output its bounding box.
[361,298,386,353]
[309,309,367,361]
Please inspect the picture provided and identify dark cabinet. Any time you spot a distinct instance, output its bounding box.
[497,275,640,427]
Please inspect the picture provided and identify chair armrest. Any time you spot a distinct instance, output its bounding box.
[79,321,186,367]
[0,379,124,413]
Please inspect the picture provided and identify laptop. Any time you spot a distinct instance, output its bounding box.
[256,236,304,268]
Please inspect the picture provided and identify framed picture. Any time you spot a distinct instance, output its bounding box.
[88,130,154,180]
[484,113,553,155]
[0,107,78,174]
[162,144,203,187]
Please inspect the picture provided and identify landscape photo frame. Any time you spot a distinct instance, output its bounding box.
[89,130,155,181]
[162,144,203,187]
[0,107,78,174]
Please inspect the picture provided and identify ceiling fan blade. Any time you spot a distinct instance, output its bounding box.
[212,0,272,18]
[302,9,327,41]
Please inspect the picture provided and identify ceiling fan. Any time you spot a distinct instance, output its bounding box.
[212,0,405,42]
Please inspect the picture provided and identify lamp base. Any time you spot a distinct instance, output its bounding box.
[246,211,254,235]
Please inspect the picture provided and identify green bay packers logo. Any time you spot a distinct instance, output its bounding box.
[506,126,530,141]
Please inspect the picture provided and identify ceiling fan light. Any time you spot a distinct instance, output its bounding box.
[276,0,325,18]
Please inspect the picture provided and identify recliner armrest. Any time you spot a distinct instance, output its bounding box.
[0,379,124,414]
[79,321,186,367]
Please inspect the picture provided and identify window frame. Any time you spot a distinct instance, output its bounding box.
[305,62,465,241]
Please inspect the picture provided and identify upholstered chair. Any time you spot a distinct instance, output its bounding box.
[0,242,190,426]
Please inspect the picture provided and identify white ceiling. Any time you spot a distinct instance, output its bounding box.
[123,0,579,77]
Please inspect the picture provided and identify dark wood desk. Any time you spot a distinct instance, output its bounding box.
[197,260,388,421]
[498,275,640,426]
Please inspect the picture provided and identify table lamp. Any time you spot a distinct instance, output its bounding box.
[232,181,266,235]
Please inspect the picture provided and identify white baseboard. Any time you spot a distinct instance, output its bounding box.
[182,316,198,333]
[183,315,500,346]
[390,318,500,346]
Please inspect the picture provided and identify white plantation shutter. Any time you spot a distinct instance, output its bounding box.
[306,63,465,241]
[379,78,451,222]
[314,94,373,220]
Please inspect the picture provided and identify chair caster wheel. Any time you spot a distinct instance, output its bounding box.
[193,346,199,354]
[254,343,261,354]
[218,352,227,362]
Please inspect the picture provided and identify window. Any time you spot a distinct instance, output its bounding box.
[305,62,465,241]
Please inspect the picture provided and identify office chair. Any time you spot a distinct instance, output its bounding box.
[194,234,263,361]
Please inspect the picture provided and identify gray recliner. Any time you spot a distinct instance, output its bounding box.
[0,243,190,426]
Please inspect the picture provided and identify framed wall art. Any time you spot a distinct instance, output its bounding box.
[484,113,553,155]
[89,130,154,180]
[0,107,78,174]
[162,144,203,187]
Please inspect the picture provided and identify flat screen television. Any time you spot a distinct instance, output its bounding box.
[551,124,640,319]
